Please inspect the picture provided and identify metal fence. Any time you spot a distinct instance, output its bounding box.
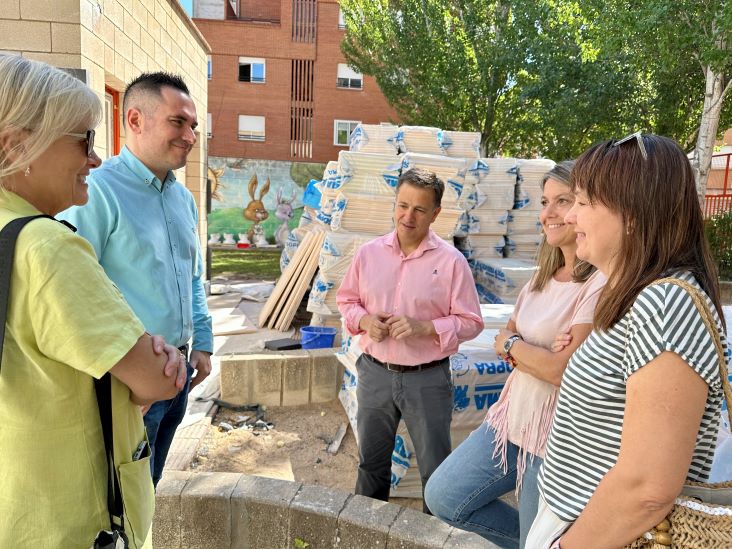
[704,152,732,218]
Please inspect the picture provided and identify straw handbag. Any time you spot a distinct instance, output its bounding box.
[626,278,732,549]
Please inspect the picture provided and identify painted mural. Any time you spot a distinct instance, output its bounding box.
[207,157,325,246]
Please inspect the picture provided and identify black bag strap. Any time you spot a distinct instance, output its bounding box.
[0,214,53,373]
[0,214,125,532]
[94,373,125,531]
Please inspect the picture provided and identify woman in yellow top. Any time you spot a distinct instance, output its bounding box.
[0,55,187,548]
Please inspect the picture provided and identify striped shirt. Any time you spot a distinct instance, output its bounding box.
[539,271,726,521]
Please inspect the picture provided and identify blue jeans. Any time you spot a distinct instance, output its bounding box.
[143,364,193,487]
[424,424,543,549]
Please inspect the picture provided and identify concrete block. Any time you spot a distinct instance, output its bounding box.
[220,353,283,407]
[179,472,240,549]
[23,52,80,68]
[103,43,114,72]
[309,348,343,403]
[336,495,401,548]
[387,507,453,549]
[114,26,133,62]
[0,20,51,51]
[443,527,499,548]
[123,9,141,45]
[51,23,81,54]
[0,0,20,19]
[289,485,351,549]
[153,470,192,549]
[282,350,311,406]
[20,0,79,23]
[80,27,104,67]
[231,474,302,549]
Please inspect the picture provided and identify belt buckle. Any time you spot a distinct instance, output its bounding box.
[385,362,400,372]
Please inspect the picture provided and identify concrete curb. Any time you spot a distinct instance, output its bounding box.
[153,471,495,549]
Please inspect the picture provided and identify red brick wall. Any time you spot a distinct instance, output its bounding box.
[196,0,400,164]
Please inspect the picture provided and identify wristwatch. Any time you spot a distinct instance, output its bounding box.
[503,334,521,357]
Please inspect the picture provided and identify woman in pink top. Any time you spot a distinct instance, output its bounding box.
[424,161,606,549]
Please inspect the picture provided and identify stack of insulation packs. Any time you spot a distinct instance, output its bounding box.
[337,324,514,498]
[456,157,518,263]
[506,159,555,260]
[349,123,400,155]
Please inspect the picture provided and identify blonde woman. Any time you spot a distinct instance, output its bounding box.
[425,161,606,549]
[0,55,185,548]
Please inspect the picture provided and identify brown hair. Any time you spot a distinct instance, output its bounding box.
[397,167,444,208]
[571,134,723,330]
[531,160,596,291]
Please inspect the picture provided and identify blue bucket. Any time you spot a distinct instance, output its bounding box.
[300,326,337,349]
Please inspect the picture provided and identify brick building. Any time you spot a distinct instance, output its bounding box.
[193,0,399,164]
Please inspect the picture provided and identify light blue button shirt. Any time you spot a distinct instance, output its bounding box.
[59,146,213,352]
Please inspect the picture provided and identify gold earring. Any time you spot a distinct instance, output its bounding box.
[24,166,30,177]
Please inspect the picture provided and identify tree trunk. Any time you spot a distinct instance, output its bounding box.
[691,65,725,207]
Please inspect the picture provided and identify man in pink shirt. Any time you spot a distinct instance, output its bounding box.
[337,168,483,512]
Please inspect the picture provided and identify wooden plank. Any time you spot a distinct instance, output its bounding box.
[276,231,326,331]
[267,232,322,329]
[258,231,314,327]
[326,423,348,455]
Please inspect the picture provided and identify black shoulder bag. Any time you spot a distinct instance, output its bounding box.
[0,215,129,549]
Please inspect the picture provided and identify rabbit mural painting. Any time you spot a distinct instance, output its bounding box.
[275,188,296,246]
[206,157,324,247]
[242,173,271,247]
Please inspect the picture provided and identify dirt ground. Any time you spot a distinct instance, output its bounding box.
[190,400,423,511]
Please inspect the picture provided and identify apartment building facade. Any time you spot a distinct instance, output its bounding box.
[194,0,398,164]
[192,0,400,243]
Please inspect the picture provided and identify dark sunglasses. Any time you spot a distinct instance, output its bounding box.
[610,130,647,160]
[66,129,95,157]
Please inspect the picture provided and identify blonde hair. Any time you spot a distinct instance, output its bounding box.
[530,160,596,291]
[0,55,102,180]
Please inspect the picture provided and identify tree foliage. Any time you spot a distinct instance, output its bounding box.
[340,0,732,168]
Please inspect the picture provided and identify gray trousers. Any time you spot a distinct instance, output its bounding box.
[354,353,454,513]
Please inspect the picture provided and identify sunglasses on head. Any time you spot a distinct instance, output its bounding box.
[66,129,95,157]
[610,130,647,160]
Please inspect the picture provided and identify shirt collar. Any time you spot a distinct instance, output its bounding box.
[385,228,440,258]
[0,188,42,216]
[118,146,175,192]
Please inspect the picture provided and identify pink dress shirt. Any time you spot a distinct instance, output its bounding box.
[337,229,483,365]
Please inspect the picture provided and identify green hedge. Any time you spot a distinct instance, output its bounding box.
[705,210,732,280]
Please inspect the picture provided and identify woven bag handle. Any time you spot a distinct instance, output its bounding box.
[650,277,732,428]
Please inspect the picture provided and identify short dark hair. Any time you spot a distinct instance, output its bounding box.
[122,72,190,124]
[396,168,444,208]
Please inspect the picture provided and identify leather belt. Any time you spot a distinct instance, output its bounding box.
[178,344,189,358]
[364,353,448,373]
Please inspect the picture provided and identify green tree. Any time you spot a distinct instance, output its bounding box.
[339,0,657,159]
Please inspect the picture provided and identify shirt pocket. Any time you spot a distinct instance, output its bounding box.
[118,451,155,548]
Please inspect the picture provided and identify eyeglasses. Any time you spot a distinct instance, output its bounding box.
[611,130,647,160]
[66,129,95,157]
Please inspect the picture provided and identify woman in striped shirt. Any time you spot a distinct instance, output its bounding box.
[526,134,727,549]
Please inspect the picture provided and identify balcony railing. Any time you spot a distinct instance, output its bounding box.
[704,152,732,218]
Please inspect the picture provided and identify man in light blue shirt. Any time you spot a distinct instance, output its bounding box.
[60,72,213,487]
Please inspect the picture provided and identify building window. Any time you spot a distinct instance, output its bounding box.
[238,115,265,141]
[338,9,346,29]
[207,113,212,139]
[334,120,360,146]
[238,57,265,83]
[104,87,120,159]
[337,63,362,89]
[207,56,212,80]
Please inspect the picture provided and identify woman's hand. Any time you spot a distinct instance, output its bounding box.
[551,332,573,352]
[494,327,518,358]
